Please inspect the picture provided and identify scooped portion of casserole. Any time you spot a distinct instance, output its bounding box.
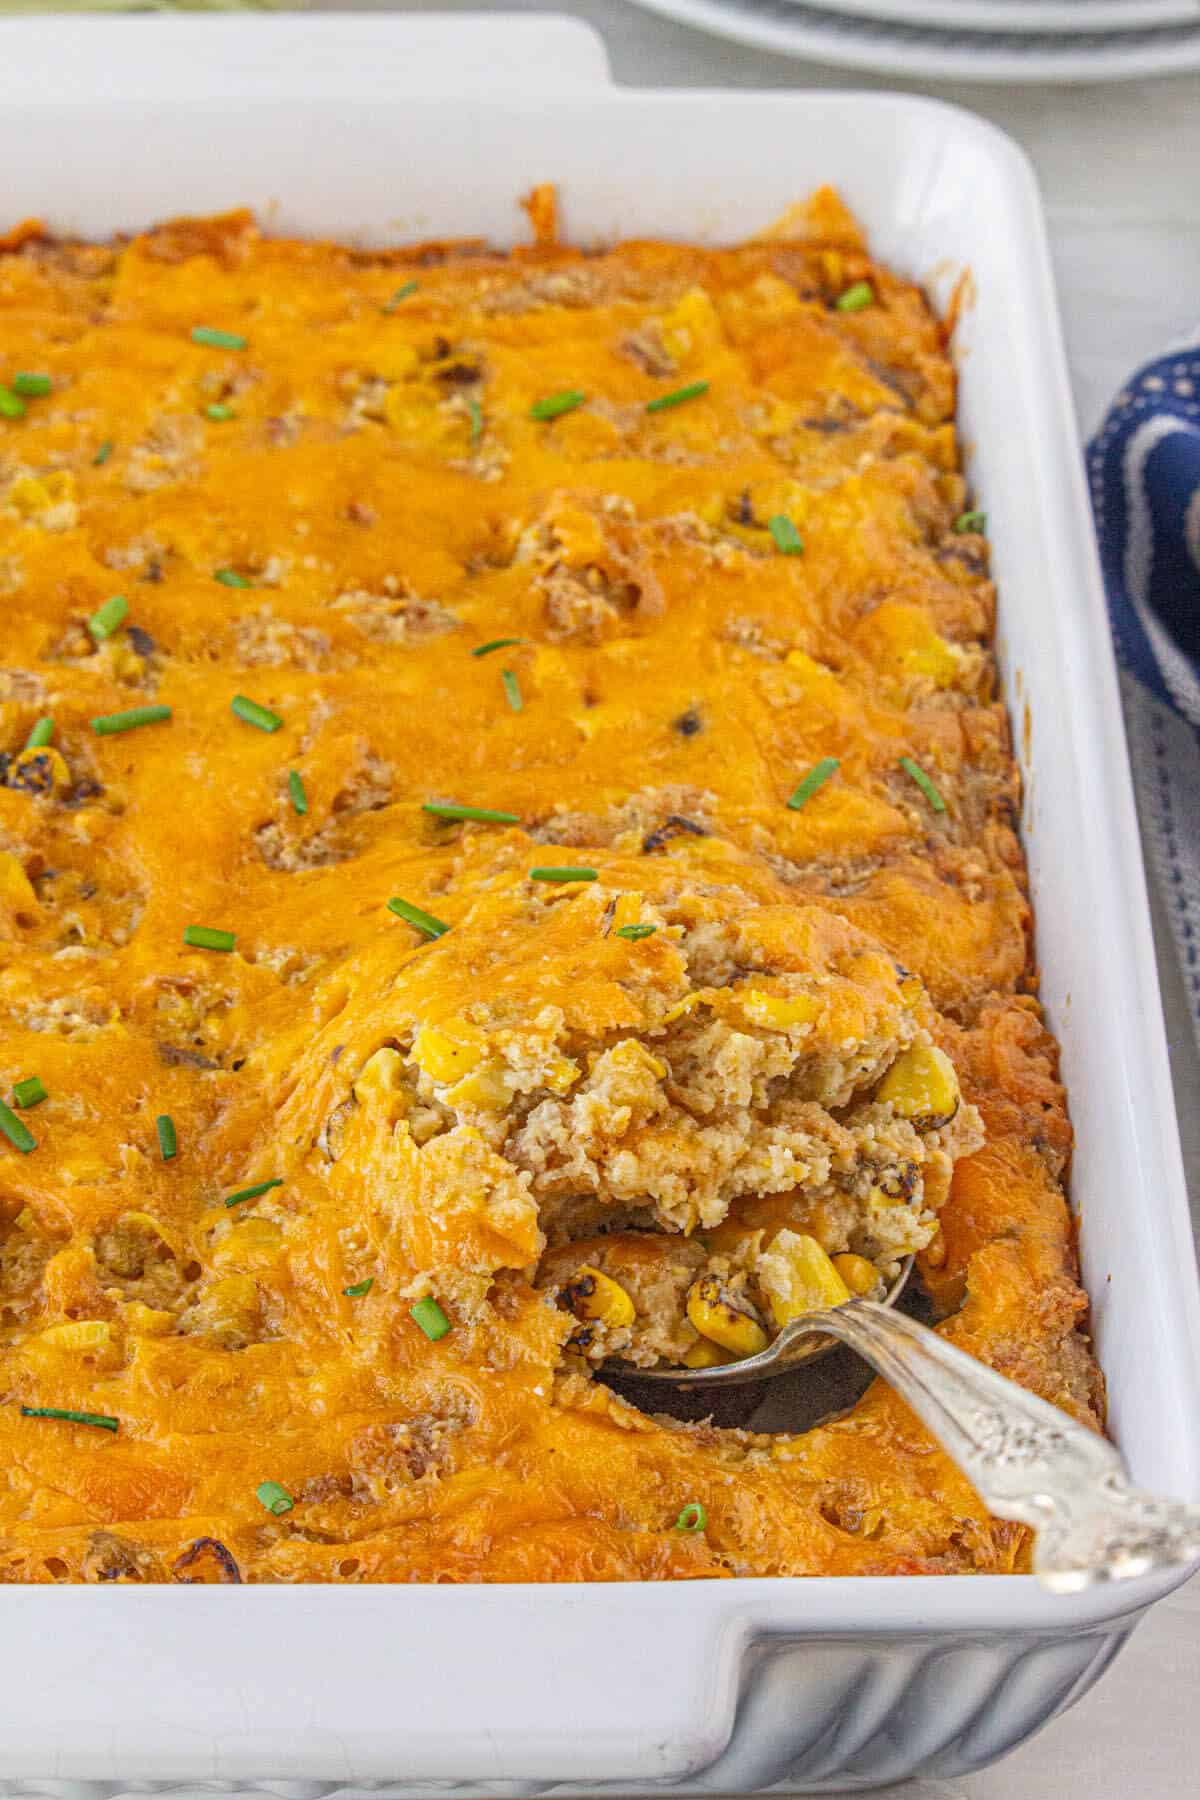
[0,190,1102,1582]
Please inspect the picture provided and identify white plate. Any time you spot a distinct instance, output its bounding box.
[625,0,1200,78]
[795,0,1200,35]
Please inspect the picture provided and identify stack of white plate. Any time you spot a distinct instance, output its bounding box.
[624,0,1200,79]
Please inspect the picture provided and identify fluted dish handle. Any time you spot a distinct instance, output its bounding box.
[782,1301,1200,1593]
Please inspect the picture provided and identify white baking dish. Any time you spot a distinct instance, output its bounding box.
[1,15,1197,1794]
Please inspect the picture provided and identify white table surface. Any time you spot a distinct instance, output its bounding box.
[189,7,1200,1793]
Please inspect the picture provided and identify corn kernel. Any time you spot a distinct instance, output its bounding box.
[682,1337,732,1369]
[831,1253,880,1296]
[543,1055,581,1095]
[124,1302,173,1337]
[663,991,703,1025]
[353,1046,404,1103]
[876,1042,960,1130]
[411,1022,483,1085]
[37,1320,113,1352]
[376,344,420,384]
[444,1065,510,1111]
[563,1265,636,1329]
[8,476,51,516]
[0,851,39,917]
[610,891,644,934]
[106,642,145,683]
[758,1231,851,1327]
[659,288,722,364]
[742,989,820,1031]
[686,1275,769,1358]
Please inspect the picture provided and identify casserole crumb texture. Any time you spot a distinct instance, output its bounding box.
[0,191,1102,1581]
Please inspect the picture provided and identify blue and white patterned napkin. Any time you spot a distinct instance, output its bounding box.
[1088,335,1200,1051]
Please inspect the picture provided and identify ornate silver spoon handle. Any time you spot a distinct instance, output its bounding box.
[782,1300,1200,1592]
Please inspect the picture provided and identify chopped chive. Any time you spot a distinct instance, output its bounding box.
[423,801,519,824]
[12,372,51,398]
[388,896,450,938]
[674,1501,707,1533]
[501,668,523,713]
[467,397,483,443]
[529,389,585,421]
[231,693,282,733]
[183,924,236,952]
[472,638,524,658]
[768,514,804,556]
[615,923,657,941]
[224,1177,283,1210]
[92,439,113,466]
[530,867,598,883]
[156,1114,177,1161]
[953,509,987,535]
[410,1296,451,1341]
[214,568,251,589]
[191,326,247,351]
[20,1405,118,1432]
[12,1077,46,1109]
[787,756,840,811]
[288,769,307,815]
[0,385,26,420]
[899,756,946,814]
[91,704,171,736]
[646,380,709,414]
[343,1278,374,1298]
[205,402,235,422]
[87,594,128,642]
[382,280,418,313]
[25,717,54,751]
[256,1479,294,1516]
[835,281,874,313]
[0,1100,35,1154]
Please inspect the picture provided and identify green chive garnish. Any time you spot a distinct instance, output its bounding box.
[25,717,53,750]
[156,1114,177,1161]
[93,439,113,466]
[835,281,874,313]
[530,389,585,421]
[12,1077,46,1109]
[191,326,247,351]
[646,380,709,414]
[953,509,987,534]
[674,1502,707,1533]
[231,694,282,733]
[205,402,235,422]
[214,569,251,589]
[20,1405,117,1433]
[899,756,946,814]
[0,385,26,420]
[530,867,598,883]
[183,924,236,952]
[0,1100,35,1154]
[468,398,483,443]
[787,757,839,811]
[768,514,804,556]
[256,1479,294,1516]
[12,373,51,397]
[88,595,128,642]
[410,1297,451,1341]
[423,801,519,824]
[388,896,450,938]
[615,924,657,941]
[382,280,418,313]
[288,769,307,815]
[91,705,171,736]
[472,638,524,658]
[224,1178,283,1210]
[343,1278,374,1298]
[501,668,523,713]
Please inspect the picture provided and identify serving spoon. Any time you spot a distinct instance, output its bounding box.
[613,1276,1200,1592]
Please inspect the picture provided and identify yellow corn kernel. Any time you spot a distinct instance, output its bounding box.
[682,1337,733,1369]
[686,1275,769,1358]
[563,1265,636,1329]
[353,1046,405,1103]
[742,989,820,1031]
[124,1302,173,1337]
[760,1231,851,1327]
[212,1218,283,1268]
[105,642,145,683]
[659,288,722,365]
[384,383,436,432]
[898,975,923,1010]
[902,636,963,687]
[8,476,51,516]
[444,1064,510,1111]
[375,344,420,384]
[11,746,70,793]
[0,851,39,915]
[831,1253,880,1297]
[411,1022,483,1085]
[663,991,703,1025]
[543,1055,581,1096]
[37,1320,113,1352]
[877,1042,960,1130]
[610,891,644,934]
